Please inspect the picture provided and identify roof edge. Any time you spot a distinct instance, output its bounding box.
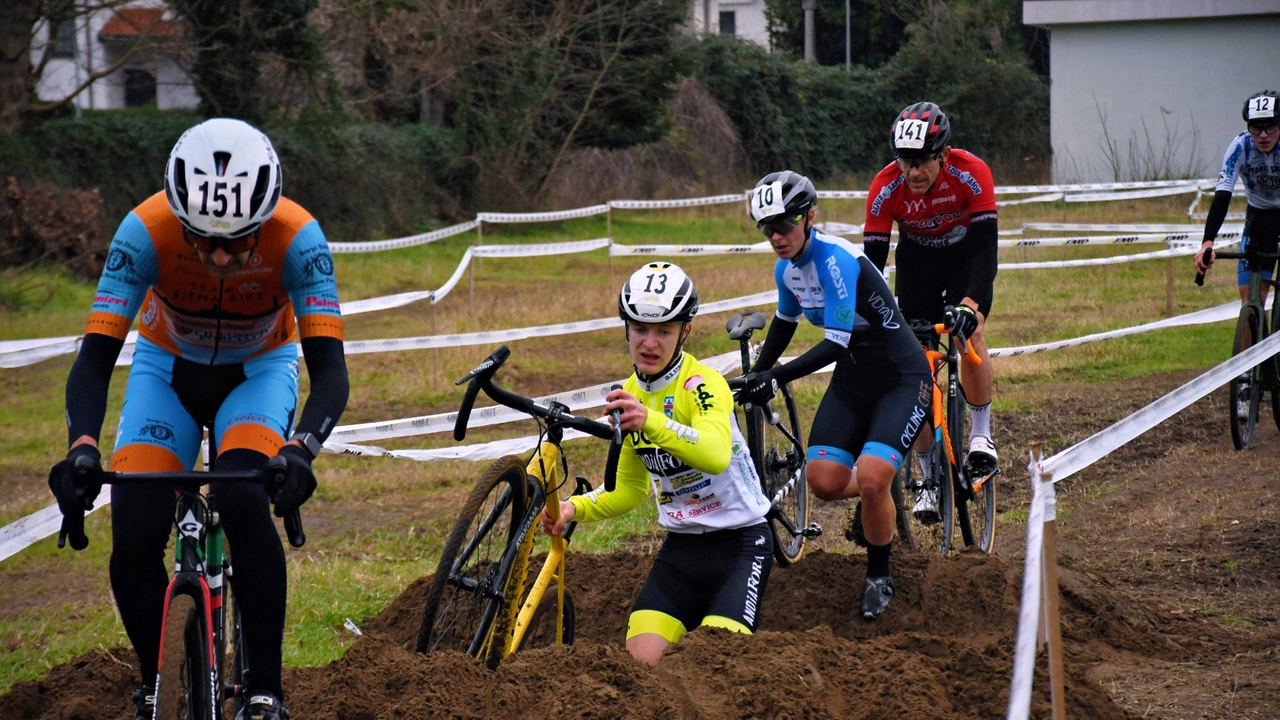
[1024,0,1279,26]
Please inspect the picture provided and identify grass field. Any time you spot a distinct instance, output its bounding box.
[0,187,1247,691]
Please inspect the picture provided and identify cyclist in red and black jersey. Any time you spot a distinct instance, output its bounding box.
[47,119,348,720]
[863,102,1000,500]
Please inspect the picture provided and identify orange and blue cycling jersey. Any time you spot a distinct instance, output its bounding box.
[86,191,343,365]
[863,148,997,249]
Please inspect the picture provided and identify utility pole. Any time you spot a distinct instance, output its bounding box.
[803,0,817,62]
[845,0,851,71]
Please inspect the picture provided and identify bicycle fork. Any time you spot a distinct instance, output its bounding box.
[506,442,568,654]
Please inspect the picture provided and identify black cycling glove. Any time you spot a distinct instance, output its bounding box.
[949,305,980,340]
[48,444,104,550]
[735,370,778,408]
[269,445,317,517]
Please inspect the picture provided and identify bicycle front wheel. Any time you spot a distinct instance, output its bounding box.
[745,386,809,566]
[949,381,994,553]
[417,456,529,657]
[1230,305,1263,450]
[224,590,247,719]
[156,593,213,720]
[897,434,955,556]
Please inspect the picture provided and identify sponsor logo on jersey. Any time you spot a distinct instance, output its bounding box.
[870,176,903,216]
[742,555,765,624]
[663,395,674,418]
[947,165,983,195]
[931,194,957,205]
[683,375,703,391]
[637,446,692,476]
[868,292,901,329]
[824,256,849,300]
[687,500,722,517]
[903,199,927,215]
[692,382,714,413]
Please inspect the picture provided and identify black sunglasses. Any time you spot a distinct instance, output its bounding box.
[758,213,804,238]
[183,227,260,255]
[1248,122,1280,137]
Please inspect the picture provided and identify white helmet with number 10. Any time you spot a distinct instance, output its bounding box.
[164,118,283,239]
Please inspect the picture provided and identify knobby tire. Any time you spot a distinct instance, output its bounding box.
[156,593,212,720]
[483,495,539,670]
[416,456,529,657]
[1230,305,1262,450]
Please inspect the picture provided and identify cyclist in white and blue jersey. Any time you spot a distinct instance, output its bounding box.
[1195,90,1280,301]
[737,170,930,619]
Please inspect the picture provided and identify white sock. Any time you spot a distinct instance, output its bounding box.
[918,446,938,476]
[969,402,992,440]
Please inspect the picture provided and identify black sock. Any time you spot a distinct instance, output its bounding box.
[866,541,892,578]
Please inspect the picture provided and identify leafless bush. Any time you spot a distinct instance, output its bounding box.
[0,177,105,279]
[541,78,751,208]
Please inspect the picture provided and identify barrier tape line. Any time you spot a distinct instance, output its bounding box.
[1007,463,1050,720]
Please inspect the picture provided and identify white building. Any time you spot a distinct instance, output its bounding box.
[34,1,198,111]
[689,0,771,50]
[1023,0,1280,183]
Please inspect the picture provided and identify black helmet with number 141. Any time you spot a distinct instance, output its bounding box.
[891,102,951,159]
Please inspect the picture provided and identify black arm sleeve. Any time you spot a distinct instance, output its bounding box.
[65,333,125,446]
[750,316,798,374]
[863,235,891,272]
[965,216,999,315]
[769,339,847,387]
[295,336,350,443]
[1201,190,1234,245]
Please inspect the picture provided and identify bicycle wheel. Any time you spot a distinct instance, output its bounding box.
[1269,300,1280,434]
[949,377,995,553]
[744,385,809,566]
[890,451,916,551]
[897,432,955,556]
[1230,305,1263,450]
[156,593,212,720]
[417,456,529,657]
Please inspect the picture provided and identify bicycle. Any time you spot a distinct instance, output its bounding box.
[724,311,821,566]
[57,456,305,720]
[415,345,622,669]
[1195,248,1280,449]
[893,306,998,556]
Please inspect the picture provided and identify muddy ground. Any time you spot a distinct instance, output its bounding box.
[4,370,1279,719]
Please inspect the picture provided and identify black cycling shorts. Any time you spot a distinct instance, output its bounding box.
[628,523,773,642]
[807,358,932,471]
[895,239,994,321]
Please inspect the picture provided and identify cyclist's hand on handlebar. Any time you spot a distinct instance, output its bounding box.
[48,444,103,550]
[540,500,576,537]
[604,388,647,434]
[735,369,778,407]
[947,304,980,339]
[268,445,317,518]
[1195,242,1215,274]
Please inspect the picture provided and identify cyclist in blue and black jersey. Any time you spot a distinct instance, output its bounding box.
[1195,90,1280,301]
[738,170,931,619]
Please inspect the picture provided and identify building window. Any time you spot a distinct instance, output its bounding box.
[51,18,76,58]
[719,11,736,36]
[124,69,157,108]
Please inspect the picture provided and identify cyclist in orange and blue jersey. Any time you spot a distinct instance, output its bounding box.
[47,118,348,720]
[863,102,1000,490]
[541,263,773,664]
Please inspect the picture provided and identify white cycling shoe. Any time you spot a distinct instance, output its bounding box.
[967,435,998,473]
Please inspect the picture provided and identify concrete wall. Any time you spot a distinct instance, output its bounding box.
[1047,16,1280,182]
[687,0,770,50]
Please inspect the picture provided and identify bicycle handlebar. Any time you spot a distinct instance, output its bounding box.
[453,345,624,491]
[1193,248,1280,286]
[87,465,306,548]
[910,307,981,366]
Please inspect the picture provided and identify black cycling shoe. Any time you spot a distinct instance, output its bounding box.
[844,500,868,548]
[861,576,895,620]
[237,692,291,720]
[131,683,156,720]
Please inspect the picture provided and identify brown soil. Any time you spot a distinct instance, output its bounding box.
[5,370,1280,719]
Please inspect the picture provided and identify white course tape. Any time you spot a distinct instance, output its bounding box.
[0,485,113,564]
[1022,223,1239,234]
[1006,460,1050,720]
[990,300,1243,357]
[1039,330,1280,485]
[1000,245,1193,270]
[610,194,745,209]
[816,190,869,200]
[1065,184,1199,203]
[997,192,1063,207]
[472,237,611,257]
[327,220,479,254]
[996,178,1213,195]
[478,205,609,224]
[610,242,773,256]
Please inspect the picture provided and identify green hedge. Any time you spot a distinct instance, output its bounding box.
[690,35,1049,181]
[0,108,464,242]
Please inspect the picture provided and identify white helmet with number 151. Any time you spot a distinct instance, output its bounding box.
[164,118,283,239]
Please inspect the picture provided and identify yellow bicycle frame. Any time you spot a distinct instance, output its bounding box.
[502,440,570,655]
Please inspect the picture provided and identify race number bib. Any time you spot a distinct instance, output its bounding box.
[1248,95,1276,121]
[750,181,786,221]
[894,118,928,150]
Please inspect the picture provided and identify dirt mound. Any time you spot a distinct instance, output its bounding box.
[2,548,1132,720]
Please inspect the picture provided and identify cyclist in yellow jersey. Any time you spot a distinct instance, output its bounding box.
[541,262,772,664]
